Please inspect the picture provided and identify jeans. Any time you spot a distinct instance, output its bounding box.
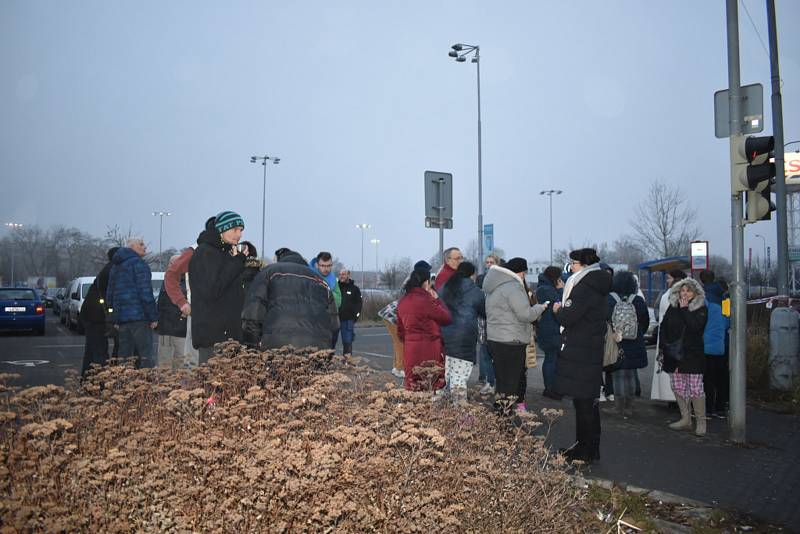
[540,345,557,392]
[478,342,495,386]
[339,320,355,343]
[118,321,155,368]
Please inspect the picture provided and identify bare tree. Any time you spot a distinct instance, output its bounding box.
[630,180,699,258]
[380,257,412,290]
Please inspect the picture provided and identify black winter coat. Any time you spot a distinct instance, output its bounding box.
[80,261,113,325]
[554,268,612,399]
[660,303,708,374]
[241,252,339,350]
[338,279,362,322]
[534,274,562,352]
[188,220,257,348]
[606,293,650,370]
[438,277,486,362]
[157,280,187,338]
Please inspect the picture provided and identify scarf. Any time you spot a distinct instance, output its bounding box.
[562,263,601,309]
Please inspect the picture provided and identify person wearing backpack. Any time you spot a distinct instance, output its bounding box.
[606,271,650,418]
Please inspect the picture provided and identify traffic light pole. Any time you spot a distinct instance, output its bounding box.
[767,0,788,295]
[727,0,746,444]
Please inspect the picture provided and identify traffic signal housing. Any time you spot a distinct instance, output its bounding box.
[730,135,776,222]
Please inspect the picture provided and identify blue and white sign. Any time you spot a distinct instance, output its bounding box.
[483,224,494,253]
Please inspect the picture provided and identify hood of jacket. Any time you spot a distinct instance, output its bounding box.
[196,217,231,251]
[112,247,140,265]
[537,272,556,289]
[481,265,524,296]
[668,278,706,311]
[703,282,724,304]
[309,257,337,289]
[611,270,638,297]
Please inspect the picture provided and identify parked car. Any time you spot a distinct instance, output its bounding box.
[62,277,96,334]
[53,287,67,316]
[41,287,60,308]
[0,287,45,335]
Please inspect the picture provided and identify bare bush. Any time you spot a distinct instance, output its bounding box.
[0,343,588,532]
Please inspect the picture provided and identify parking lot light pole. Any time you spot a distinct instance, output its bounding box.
[539,190,563,265]
[370,238,380,288]
[448,43,484,273]
[4,222,23,287]
[250,155,281,259]
[151,212,171,270]
[356,224,371,288]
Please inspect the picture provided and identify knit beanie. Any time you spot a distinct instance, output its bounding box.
[414,260,432,271]
[214,211,245,233]
[505,257,528,274]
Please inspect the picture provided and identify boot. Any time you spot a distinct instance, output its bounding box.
[342,342,353,356]
[668,395,692,430]
[691,397,707,436]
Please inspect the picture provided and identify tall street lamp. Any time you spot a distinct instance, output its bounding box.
[250,155,281,259]
[355,223,371,288]
[4,222,23,286]
[370,238,380,288]
[448,42,484,273]
[151,211,171,270]
[539,190,563,265]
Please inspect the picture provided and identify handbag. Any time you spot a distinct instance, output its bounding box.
[661,331,685,362]
[525,332,537,368]
[603,322,622,368]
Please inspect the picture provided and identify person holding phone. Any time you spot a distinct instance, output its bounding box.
[188,211,253,363]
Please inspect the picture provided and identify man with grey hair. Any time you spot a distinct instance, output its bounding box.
[434,247,464,290]
[106,237,158,367]
[156,254,187,368]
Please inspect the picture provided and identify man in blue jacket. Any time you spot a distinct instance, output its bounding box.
[106,237,158,368]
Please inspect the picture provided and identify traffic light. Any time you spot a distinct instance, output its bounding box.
[731,135,775,193]
[746,185,775,222]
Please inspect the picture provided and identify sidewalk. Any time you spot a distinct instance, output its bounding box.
[525,352,800,530]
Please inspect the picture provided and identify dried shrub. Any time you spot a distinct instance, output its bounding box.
[0,341,587,532]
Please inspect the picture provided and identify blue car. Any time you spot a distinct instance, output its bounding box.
[0,288,46,335]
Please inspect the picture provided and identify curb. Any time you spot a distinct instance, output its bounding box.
[572,475,711,508]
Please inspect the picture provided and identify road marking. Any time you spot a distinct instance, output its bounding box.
[33,344,84,348]
[355,351,391,359]
[360,333,390,337]
[3,360,50,367]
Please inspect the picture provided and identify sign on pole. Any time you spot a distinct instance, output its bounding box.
[483,224,494,254]
[714,83,764,138]
[424,170,453,263]
[690,241,709,273]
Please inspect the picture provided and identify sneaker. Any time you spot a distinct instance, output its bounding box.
[479,383,495,395]
[516,402,527,413]
[599,391,608,402]
[606,394,615,402]
[391,368,405,378]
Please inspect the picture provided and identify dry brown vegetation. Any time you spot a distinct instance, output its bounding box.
[0,342,592,533]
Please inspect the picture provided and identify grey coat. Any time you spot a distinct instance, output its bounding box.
[483,266,546,344]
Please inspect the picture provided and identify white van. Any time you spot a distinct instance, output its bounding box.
[62,276,96,334]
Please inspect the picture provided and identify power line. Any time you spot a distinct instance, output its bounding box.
[739,0,770,58]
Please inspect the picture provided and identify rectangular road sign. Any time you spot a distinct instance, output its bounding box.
[425,217,453,229]
[483,223,494,252]
[424,171,453,220]
[714,83,764,138]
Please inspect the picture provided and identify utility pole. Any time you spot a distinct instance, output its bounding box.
[767,0,788,295]
[726,0,746,443]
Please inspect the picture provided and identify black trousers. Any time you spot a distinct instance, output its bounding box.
[573,397,601,458]
[81,322,109,376]
[487,341,527,404]
[704,354,729,412]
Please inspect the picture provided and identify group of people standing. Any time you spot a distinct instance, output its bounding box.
[80,211,363,373]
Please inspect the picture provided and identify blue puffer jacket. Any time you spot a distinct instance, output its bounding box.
[703,301,729,355]
[106,248,157,324]
[534,274,562,352]
[438,277,485,362]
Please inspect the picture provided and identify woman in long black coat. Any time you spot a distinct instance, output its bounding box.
[553,248,612,463]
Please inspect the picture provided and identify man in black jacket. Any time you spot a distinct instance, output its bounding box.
[79,247,119,376]
[188,212,259,363]
[336,268,362,355]
[242,248,339,350]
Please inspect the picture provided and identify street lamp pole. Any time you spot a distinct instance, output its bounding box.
[755,233,767,296]
[151,211,171,270]
[449,43,484,273]
[250,155,281,259]
[370,238,380,288]
[539,190,563,265]
[356,224,371,288]
[4,222,23,286]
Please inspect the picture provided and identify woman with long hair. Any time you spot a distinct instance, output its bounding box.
[439,261,485,404]
[650,269,687,402]
[553,248,612,463]
[396,263,452,392]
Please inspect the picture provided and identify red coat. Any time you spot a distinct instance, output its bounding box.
[434,264,456,290]
[397,287,452,391]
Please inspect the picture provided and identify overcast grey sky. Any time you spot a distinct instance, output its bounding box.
[2,1,799,270]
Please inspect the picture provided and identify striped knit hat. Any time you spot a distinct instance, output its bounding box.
[214,211,245,233]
